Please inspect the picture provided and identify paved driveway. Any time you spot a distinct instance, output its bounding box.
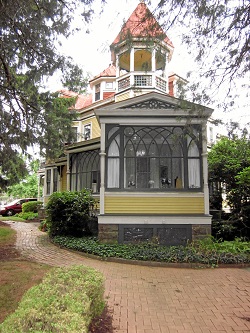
[5,221,250,333]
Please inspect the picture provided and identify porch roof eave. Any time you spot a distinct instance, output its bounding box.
[64,137,100,154]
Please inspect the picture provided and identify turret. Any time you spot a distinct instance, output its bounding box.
[110,1,174,101]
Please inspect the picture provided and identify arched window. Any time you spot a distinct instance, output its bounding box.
[70,149,100,192]
[106,125,202,191]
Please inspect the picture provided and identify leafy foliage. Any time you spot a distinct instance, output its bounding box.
[6,159,39,197]
[0,0,100,189]
[46,190,95,237]
[22,201,42,213]
[40,94,78,159]
[212,219,237,241]
[154,0,250,107]
[0,265,105,333]
[52,236,250,266]
[208,133,250,239]
[61,63,90,94]
[16,212,38,220]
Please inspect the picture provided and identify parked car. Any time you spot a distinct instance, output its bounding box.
[0,198,37,216]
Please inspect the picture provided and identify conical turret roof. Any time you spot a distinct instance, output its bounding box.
[111,2,173,48]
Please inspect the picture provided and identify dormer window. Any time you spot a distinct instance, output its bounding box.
[105,82,113,89]
[72,127,78,142]
[95,83,100,101]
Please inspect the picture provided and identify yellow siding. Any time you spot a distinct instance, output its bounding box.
[81,117,100,139]
[116,92,130,102]
[105,196,204,214]
[91,117,100,138]
[61,166,67,191]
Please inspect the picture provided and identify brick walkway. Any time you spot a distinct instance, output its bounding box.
[5,221,250,333]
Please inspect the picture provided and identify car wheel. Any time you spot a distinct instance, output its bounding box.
[6,210,14,216]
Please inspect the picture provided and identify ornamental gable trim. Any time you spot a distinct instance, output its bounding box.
[120,98,177,109]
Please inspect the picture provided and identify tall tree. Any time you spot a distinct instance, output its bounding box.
[151,0,249,108]
[40,94,78,160]
[208,131,250,238]
[0,0,103,189]
[7,159,41,198]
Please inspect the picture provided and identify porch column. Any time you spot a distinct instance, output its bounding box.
[202,122,209,215]
[100,123,106,214]
[165,51,169,94]
[130,47,134,72]
[116,54,119,77]
[152,48,156,72]
[66,154,70,191]
[130,48,135,98]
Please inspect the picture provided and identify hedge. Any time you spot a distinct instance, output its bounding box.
[0,265,105,333]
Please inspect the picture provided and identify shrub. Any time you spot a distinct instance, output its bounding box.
[212,220,237,241]
[39,220,48,232]
[22,201,42,213]
[16,212,38,220]
[46,190,95,237]
[0,265,105,333]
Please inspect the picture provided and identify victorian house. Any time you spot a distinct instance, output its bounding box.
[42,1,213,245]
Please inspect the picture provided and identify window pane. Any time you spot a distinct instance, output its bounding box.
[136,157,150,188]
[53,169,58,192]
[125,158,136,188]
[107,158,119,188]
[70,150,100,192]
[46,169,51,195]
[172,158,184,189]
[188,159,200,188]
[106,125,202,191]
[84,124,91,140]
[108,135,120,156]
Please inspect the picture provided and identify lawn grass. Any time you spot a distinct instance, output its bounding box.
[0,261,51,323]
[0,226,16,245]
[0,222,51,323]
[0,216,26,222]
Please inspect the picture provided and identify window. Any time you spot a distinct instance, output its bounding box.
[84,123,91,140]
[53,168,58,192]
[209,127,214,144]
[105,82,113,89]
[72,127,78,142]
[95,83,100,101]
[106,125,202,190]
[70,149,100,192]
[46,169,51,195]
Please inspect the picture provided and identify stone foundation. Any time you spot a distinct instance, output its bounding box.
[99,223,212,245]
[98,224,119,243]
[192,224,211,240]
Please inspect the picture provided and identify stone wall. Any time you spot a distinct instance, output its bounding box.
[98,224,119,243]
[99,223,211,244]
[192,224,211,240]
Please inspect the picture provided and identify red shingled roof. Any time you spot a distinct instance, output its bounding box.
[90,64,116,82]
[111,2,173,48]
[75,94,92,109]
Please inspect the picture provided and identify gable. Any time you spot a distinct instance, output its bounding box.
[120,98,177,110]
[95,91,213,121]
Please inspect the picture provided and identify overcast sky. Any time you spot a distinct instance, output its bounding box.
[48,0,249,126]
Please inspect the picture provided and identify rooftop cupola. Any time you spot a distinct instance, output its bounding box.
[110,1,174,102]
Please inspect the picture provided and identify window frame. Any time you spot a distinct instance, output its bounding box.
[105,125,203,192]
[46,169,51,195]
[70,149,100,193]
[84,123,91,141]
